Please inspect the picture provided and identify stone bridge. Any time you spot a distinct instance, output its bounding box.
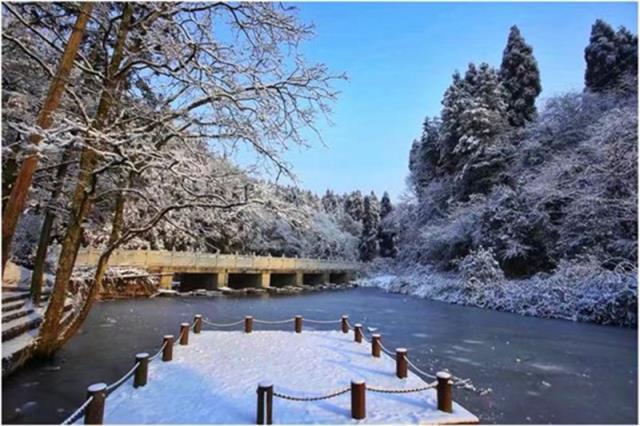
[75,249,361,291]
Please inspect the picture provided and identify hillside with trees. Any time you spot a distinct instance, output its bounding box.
[366,21,637,326]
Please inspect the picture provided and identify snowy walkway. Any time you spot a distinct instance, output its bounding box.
[101,330,478,424]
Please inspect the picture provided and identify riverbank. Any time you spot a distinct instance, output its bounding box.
[358,260,637,327]
[98,329,477,424]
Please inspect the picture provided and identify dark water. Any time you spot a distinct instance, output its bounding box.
[2,288,637,424]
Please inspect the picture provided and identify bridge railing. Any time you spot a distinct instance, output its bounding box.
[74,248,360,271]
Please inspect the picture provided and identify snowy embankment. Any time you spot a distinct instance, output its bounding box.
[358,261,637,327]
[101,330,477,424]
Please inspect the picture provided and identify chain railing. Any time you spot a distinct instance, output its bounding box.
[60,396,94,425]
[272,387,351,401]
[62,312,478,425]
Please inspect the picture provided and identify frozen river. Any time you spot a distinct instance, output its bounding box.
[2,287,637,424]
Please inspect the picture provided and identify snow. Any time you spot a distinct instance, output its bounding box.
[359,260,637,326]
[101,331,478,424]
[2,328,38,358]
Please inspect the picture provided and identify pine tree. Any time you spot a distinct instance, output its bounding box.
[359,194,379,261]
[500,26,542,127]
[585,20,637,93]
[344,190,364,222]
[377,192,397,258]
[321,189,338,213]
[440,63,508,174]
[408,117,441,195]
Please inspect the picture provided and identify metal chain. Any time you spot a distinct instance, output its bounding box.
[149,341,168,362]
[201,318,244,327]
[105,362,140,395]
[60,396,94,425]
[405,356,438,380]
[253,318,294,325]
[304,319,341,324]
[378,341,396,357]
[273,387,351,402]
[367,381,437,394]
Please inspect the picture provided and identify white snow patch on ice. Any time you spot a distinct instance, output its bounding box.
[101,331,478,424]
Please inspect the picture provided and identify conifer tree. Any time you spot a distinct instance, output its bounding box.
[344,190,364,222]
[359,194,379,261]
[500,26,542,127]
[585,20,638,93]
[377,192,397,258]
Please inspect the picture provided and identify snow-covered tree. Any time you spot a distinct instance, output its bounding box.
[377,192,397,258]
[500,25,542,127]
[359,193,379,261]
[344,190,364,222]
[585,20,637,93]
[408,117,441,196]
[440,63,508,177]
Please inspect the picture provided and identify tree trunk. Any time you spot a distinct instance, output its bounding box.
[30,150,73,304]
[2,3,93,272]
[58,173,131,344]
[36,5,133,358]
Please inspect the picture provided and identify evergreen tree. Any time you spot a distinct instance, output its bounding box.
[344,190,364,222]
[585,20,638,93]
[321,189,338,213]
[379,191,392,219]
[440,63,508,174]
[378,192,397,258]
[359,194,379,261]
[500,26,542,127]
[408,117,441,195]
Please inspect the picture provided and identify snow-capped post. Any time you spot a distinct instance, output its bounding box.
[295,315,303,333]
[341,315,349,333]
[354,324,363,343]
[193,314,203,334]
[180,323,190,345]
[162,335,174,362]
[371,334,381,357]
[245,316,253,333]
[133,353,149,388]
[84,383,107,424]
[350,379,366,419]
[256,382,273,425]
[436,371,453,413]
[396,348,408,378]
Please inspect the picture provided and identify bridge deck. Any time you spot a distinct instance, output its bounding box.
[75,249,360,289]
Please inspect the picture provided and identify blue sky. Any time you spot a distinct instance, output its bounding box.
[276,2,638,201]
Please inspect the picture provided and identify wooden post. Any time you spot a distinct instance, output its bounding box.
[350,380,366,420]
[162,335,174,362]
[437,371,453,413]
[84,383,107,425]
[341,315,349,333]
[193,314,202,334]
[133,353,149,388]
[294,315,302,333]
[256,382,273,425]
[371,334,381,358]
[180,322,189,345]
[245,316,253,333]
[354,323,363,343]
[396,348,408,378]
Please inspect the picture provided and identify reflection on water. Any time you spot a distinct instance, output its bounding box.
[2,288,637,424]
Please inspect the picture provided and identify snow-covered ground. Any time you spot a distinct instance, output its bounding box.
[357,261,637,326]
[101,330,477,424]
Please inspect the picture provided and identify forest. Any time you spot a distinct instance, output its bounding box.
[365,21,638,327]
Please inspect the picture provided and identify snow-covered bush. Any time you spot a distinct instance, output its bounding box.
[456,247,504,283]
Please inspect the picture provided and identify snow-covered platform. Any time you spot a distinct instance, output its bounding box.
[103,330,478,424]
